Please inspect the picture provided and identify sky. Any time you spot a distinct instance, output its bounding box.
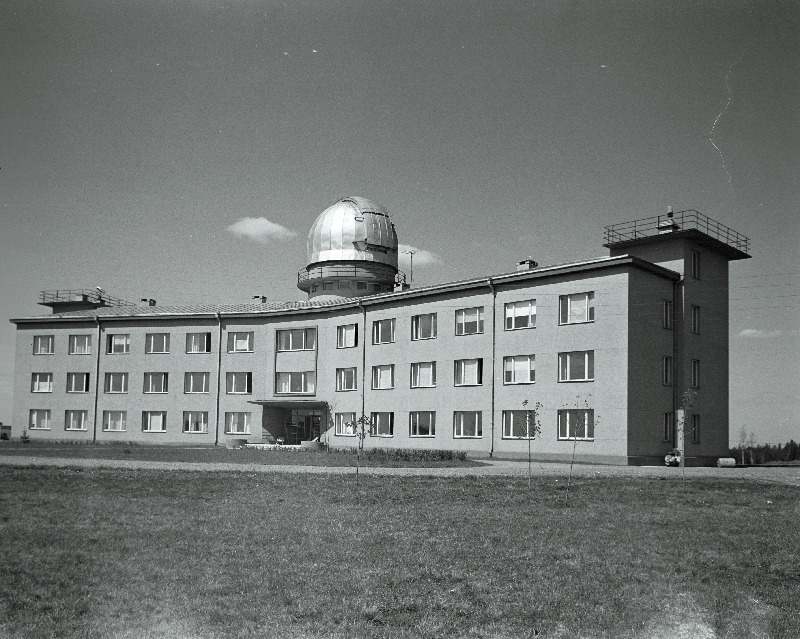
[1,0,797,445]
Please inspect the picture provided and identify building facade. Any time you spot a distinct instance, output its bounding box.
[10,200,750,465]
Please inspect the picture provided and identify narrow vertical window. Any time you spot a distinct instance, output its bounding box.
[663,412,674,442]
[691,359,700,388]
[691,250,701,279]
[691,306,700,334]
[663,300,673,330]
[691,414,700,442]
[663,356,673,385]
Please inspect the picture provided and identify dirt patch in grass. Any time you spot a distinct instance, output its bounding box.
[1,469,798,638]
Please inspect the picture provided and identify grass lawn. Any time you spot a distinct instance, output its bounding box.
[0,442,481,468]
[1,468,798,638]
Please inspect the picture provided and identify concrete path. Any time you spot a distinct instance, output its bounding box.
[2,454,799,486]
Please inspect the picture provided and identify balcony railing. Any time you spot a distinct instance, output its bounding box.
[604,210,750,255]
[38,289,136,307]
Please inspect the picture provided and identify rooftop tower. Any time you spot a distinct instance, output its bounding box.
[297,196,399,300]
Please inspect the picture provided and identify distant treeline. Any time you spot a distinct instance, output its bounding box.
[729,440,800,464]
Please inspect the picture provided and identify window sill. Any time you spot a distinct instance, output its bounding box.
[31,390,53,394]
[503,381,535,385]
[335,388,358,393]
[335,433,357,437]
[371,387,395,391]
[455,332,484,337]
[504,326,536,331]
[28,427,51,431]
[454,383,483,387]
[370,434,394,438]
[558,438,594,442]
[276,348,316,353]
[558,379,594,383]
[453,435,482,439]
[411,385,436,389]
[143,430,168,434]
[558,321,595,326]
[411,336,437,341]
[65,429,88,432]
[67,391,90,394]
[409,435,436,438]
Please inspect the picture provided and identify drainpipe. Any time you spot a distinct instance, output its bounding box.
[92,315,102,442]
[214,312,223,446]
[358,300,367,421]
[672,277,682,446]
[487,278,496,458]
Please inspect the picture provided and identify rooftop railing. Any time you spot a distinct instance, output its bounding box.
[38,289,136,307]
[604,209,750,255]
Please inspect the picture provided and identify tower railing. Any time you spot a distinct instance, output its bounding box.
[38,289,136,307]
[603,210,750,255]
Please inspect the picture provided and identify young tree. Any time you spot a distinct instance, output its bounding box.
[346,414,371,486]
[564,395,594,507]
[521,399,543,490]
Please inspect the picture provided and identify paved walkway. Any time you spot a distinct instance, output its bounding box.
[2,454,799,486]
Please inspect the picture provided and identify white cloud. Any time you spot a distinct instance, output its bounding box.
[227,217,297,243]
[398,244,442,267]
[739,329,782,339]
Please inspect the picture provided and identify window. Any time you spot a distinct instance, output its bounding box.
[663,300,673,330]
[103,410,127,432]
[336,368,357,391]
[183,411,208,433]
[277,328,317,351]
[505,300,536,330]
[106,334,130,354]
[411,313,437,340]
[691,250,700,279]
[409,411,436,437]
[144,372,168,394]
[372,318,396,344]
[225,412,251,435]
[691,414,700,443]
[663,356,673,386]
[370,412,394,437]
[186,332,212,353]
[410,361,436,388]
[29,409,51,430]
[663,412,674,442]
[691,305,700,334]
[454,411,482,438]
[65,410,88,431]
[142,411,167,433]
[104,372,128,394]
[558,409,595,440]
[66,372,90,393]
[502,410,536,439]
[503,355,535,384]
[145,333,170,354]
[454,359,483,386]
[226,372,253,394]
[69,335,91,355]
[559,292,595,325]
[371,364,395,390]
[33,335,54,355]
[691,359,700,388]
[337,324,358,349]
[184,372,210,394]
[455,307,484,335]
[275,371,316,394]
[228,332,254,353]
[335,412,357,436]
[558,351,594,382]
[31,373,53,393]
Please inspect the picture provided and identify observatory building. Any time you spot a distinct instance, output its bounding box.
[9,198,750,465]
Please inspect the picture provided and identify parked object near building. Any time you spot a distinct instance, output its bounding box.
[9,199,749,465]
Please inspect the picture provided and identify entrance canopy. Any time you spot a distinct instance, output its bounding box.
[248,399,329,410]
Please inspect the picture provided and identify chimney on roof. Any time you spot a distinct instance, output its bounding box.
[140,298,157,306]
[516,259,538,271]
[658,206,680,234]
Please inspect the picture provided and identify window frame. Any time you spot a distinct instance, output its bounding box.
[371,364,395,390]
[29,409,51,430]
[455,307,484,336]
[275,371,316,395]
[225,412,251,435]
[31,372,53,393]
[504,299,536,331]
[102,410,127,432]
[503,354,535,385]
[502,410,536,439]
[182,411,208,434]
[66,372,90,393]
[558,351,594,382]
[410,361,437,388]
[370,412,394,437]
[228,331,254,353]
[335,412,357,437]
[335,367,358,392]
[106,334,130,355]
[557,409,595,441]
[276,328,317,352]
[336,324,358,349]
[142,411,167,433]
[454,358,483,387]
[226,372,253,395]
[143,372,169,394]
[559,292,595,325]
[145,333,170,354]
[409,411,436,437]
[186,332,212,353]
[65,410,89,432]
[184,372,210,394]
[411,313,437,341]
[372,318,396,345]
[453,411,482,438]
[33,335,54,355]
[68,335,92,355]
[104,372,129,394]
